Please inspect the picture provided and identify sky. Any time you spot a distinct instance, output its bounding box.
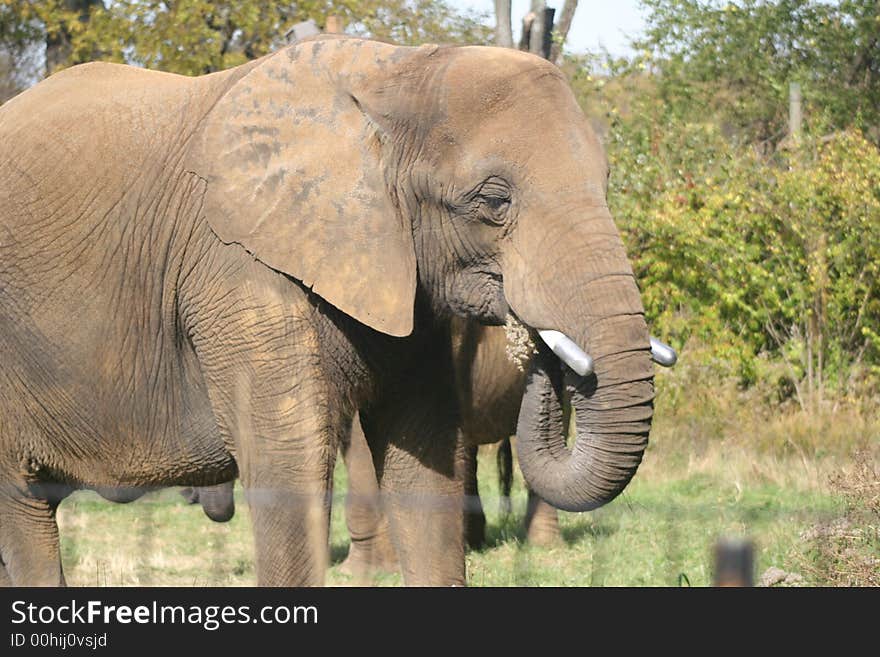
[452,1,648,56]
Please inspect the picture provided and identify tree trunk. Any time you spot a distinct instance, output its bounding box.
[529,2,546,56]
[521,3,555,60]
[519,11,536,51]
[493,0,513,48]
[0,49,21,103]
[549,0,580,64]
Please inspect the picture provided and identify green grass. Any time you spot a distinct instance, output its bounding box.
[52,364,879,586]
[465,445,843,587]
[55,440,852,587]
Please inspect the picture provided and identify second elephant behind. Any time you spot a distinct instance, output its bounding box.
[341,318,562,577]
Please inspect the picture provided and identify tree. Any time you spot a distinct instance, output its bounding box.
[0,46,20,101]
[633,0,880,146]
[564,1,880,404]
[549,0,579,63]
[0,0,107,79]
[0,0,493,81]
[493,0,513,47]
[493,0,580,63]
[349,0,491,48]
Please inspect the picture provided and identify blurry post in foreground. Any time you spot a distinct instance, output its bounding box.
[713,537,755,587]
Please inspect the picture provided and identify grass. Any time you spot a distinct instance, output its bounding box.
[463,444,846,587]
[54,368,879,587]
[55,440,865,587]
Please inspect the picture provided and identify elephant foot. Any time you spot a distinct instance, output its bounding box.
[338,536,399,580]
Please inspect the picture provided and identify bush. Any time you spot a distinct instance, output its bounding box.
[569,55,880,409]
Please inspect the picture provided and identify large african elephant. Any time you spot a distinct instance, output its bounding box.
[0,36,655,586]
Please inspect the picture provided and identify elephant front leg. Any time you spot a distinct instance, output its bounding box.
[243,466,334,586]
[362,398,466,587]
[193,325,340,585]
[228,398,338,586]
[0,479,66,586]
[338,414,399,580]
[227,387,339,586]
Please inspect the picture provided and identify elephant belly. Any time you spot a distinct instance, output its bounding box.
[460,379,523,445]
[0,325,234,492]
[74,387,235,491]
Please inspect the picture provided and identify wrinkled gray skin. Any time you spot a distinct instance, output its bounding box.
[0,37,653,586]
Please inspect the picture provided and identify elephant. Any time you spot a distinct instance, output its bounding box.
[0,36,657,586]
[341,318,562,578]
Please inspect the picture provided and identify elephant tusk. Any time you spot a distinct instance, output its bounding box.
[538,330,594,377]
[650,337,677,367]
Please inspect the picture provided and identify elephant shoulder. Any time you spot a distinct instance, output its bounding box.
[0,63,218,220]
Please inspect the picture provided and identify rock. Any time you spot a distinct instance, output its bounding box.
[760,566,804,587]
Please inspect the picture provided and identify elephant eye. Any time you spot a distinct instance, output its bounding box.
[476,193,510,226]
[473,178,512,225]
[483,195,509,211]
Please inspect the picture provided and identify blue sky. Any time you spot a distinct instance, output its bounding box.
[451,1,648,56]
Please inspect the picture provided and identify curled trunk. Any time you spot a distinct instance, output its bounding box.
[516,337,653,512]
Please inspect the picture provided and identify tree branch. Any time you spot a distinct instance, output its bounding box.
[549,0,579,64]
[528,1,546,56]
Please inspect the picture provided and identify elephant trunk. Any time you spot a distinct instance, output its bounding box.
[516,340,653,512]
[504,207,654,512]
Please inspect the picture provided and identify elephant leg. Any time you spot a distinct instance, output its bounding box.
[362,392,465,586]
[193,341,339,583]
[0,481,66,586]
[231,403,337,587]
[185,268,348,586]
[338,415,398,579]
[462,444,486,551]
[524,487,562,547]
[229,394,339,586]
[497,437,513,516]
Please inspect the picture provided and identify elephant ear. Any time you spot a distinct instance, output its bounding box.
[187,39,416,337]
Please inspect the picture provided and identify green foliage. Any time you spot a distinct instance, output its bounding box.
[348,0,492,47]
[567,2,880,406]
[633,0,880,145]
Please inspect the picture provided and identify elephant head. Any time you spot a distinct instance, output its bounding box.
[187,37,655,512]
